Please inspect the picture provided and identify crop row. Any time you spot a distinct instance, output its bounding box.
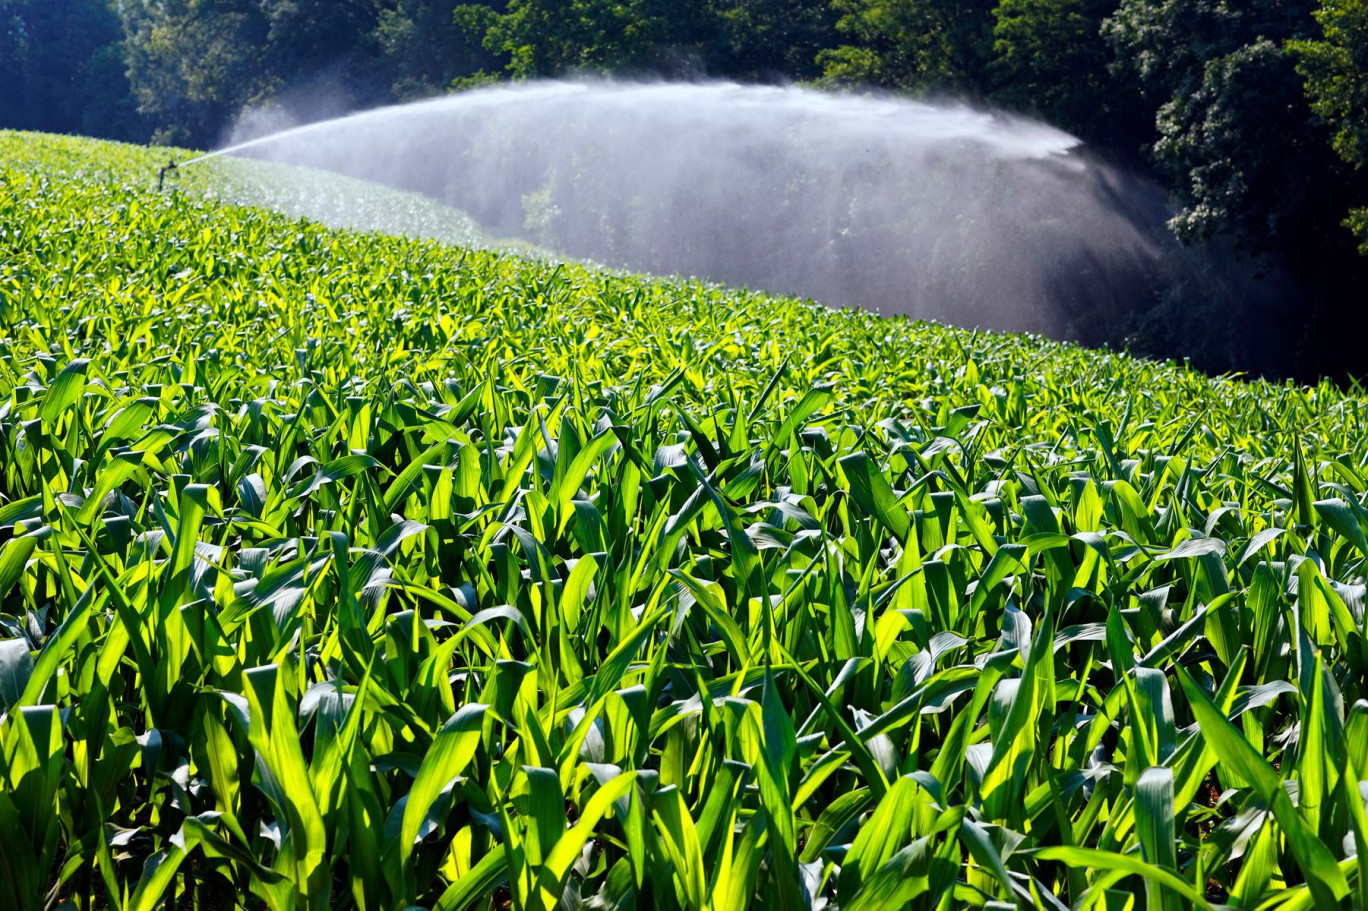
[2,131,1367,909]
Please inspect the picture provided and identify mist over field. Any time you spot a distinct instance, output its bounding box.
[210,81,1174,341]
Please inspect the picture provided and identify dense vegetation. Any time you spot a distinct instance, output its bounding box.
[3,0,1368,380]
[5,130,1368,909]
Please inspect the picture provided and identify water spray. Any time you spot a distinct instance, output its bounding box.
[191,79,1172,339]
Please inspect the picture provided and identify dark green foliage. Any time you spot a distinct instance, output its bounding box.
[377,0,502,98]
[116,0,496,146]
[453,0,836,81]
[988,0,1141,148]
[707,0,840,80]
[454,0,692,77]
[1105,0,1343,250]
[120,0,274,146]
[1155,39,1333,247]
[1105,0,1368,377]
[1292,0,1368,251]
[818,0,998,92]
[0,0,140,140]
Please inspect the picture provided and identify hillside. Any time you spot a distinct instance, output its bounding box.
[1,131,1366,910]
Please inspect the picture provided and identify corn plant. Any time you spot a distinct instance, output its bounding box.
[2,128,1367,910]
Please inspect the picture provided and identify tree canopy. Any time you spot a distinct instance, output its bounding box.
[1292,0,1368,250]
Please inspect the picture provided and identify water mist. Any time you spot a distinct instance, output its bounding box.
[198,80,1172,339]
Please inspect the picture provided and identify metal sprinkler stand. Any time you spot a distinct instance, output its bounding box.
[157,159,177,192]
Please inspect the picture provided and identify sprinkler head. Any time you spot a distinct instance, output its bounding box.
[157,159,178,193]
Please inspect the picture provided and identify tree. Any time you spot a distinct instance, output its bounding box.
[707,0,838,81]
[375,0,502,98]
[120,0,272,146]
[817,0,998,94]
[1106,0,1368,378]
[454,0,693,78]
[1292,0,1368,251]
[453,0,832,83]
[119,0,477,146]
[258,0,377,75]
[988,0,1144,148]
[0,0,140,139]
[255,0,394,112]
[1103,0,1350,251]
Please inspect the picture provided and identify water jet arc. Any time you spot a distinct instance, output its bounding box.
[210,80,1169,338]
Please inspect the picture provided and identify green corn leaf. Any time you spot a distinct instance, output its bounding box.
[432,848,509,911]
[838,452,911,541]
[651,786,707,910]
[38,358,89,424]
[1034,846,1213,910]
[399,703,488,866]
[1314,499,1368,557]
[0,639,33,712]
[0,533,38,602]
[1134,767,1182,911]
[126,845,187,911]
[1177,667,1349,905]
[529,771,636,911]
[839,775,920,899]
[241,664,331,908]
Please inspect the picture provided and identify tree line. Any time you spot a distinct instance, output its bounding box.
[2,0,1366,378]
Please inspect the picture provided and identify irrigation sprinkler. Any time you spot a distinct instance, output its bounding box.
[157,159,177,192]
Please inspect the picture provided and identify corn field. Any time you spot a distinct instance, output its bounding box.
[2,131,1367,910]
